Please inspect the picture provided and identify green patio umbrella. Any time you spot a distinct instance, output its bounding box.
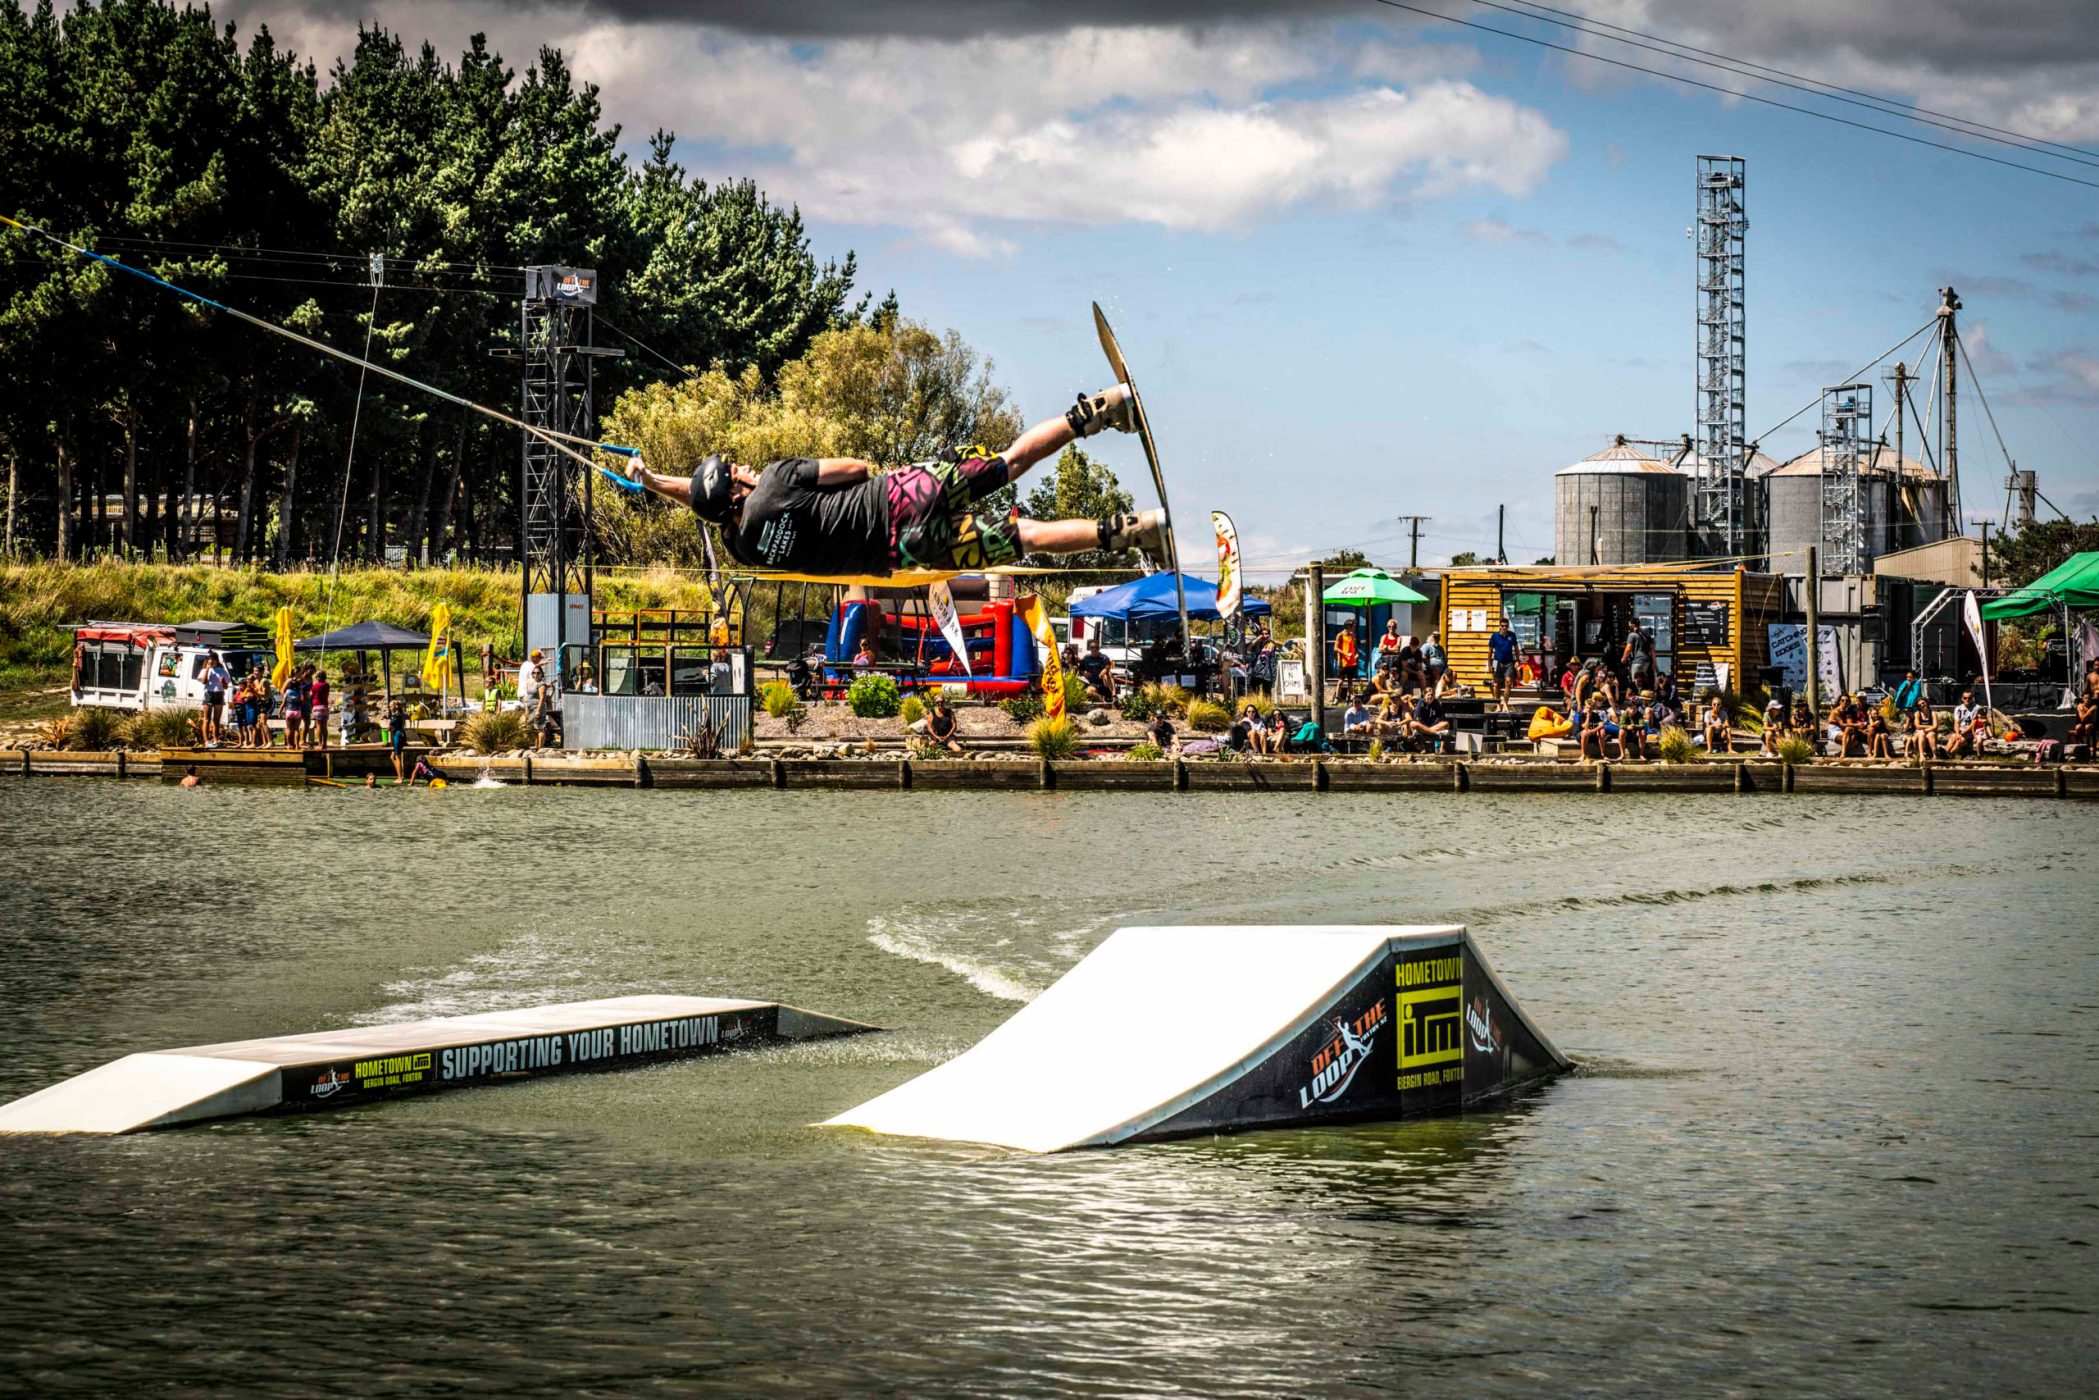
[1321,568,1430,606]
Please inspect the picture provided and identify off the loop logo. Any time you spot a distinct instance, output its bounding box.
[1297,998,1388,1109]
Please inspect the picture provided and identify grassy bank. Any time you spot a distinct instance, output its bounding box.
[0,561,724,721]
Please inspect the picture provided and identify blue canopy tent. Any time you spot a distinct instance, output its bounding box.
[1069,572,1271,622]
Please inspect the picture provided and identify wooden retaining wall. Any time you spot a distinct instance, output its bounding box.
[6,750,2096,801]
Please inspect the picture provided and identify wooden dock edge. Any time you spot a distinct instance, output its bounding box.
[6,750,2094,800]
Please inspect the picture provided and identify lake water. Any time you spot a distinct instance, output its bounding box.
[2,778,2095,1395]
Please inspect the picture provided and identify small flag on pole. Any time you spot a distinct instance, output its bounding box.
[271,607,294,688]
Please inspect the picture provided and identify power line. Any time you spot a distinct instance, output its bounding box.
[1491,0,2099,169]
[1751,317,1939,444]
[94,232,528,274]
[1366,0,2099,191]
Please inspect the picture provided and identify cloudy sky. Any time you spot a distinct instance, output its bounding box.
[226,0,2099,570]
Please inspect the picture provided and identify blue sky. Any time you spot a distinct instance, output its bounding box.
[240,2,2099,575]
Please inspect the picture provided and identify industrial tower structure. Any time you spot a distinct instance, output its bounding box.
[1817,383,1872,577]
[1693,155,1751,559]
[513,266,621,668]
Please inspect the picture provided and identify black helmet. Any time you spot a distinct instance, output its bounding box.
[689,454,736,525]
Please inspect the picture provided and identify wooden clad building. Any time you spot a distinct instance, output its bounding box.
[1438,564,1786,695]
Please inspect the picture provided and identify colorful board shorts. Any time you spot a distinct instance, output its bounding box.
[884,448,1020,572]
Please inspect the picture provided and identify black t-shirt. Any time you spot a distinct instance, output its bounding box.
[1413,697,1444,726]
[718,458,891,574]
[1077,652,1111,685]
[927,706,957,740]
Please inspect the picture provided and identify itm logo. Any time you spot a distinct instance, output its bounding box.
[1298,998,1388,1109]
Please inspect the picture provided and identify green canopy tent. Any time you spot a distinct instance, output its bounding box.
[1321,568,1430,606]
[1977,551,2099,620]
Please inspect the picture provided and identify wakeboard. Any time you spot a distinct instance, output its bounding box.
[1091,302,1190,660]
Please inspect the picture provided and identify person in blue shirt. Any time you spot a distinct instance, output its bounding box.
[1892,668,1925,715]
[1487,617,1519,711]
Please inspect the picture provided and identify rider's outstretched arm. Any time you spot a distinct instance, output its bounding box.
[812,458,874,485]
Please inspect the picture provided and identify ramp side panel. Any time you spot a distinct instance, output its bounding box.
[1138,935,1474,1142]
[1458,941,1570,1107]
[0,1053,280,1135]
[826,926,1427,1153]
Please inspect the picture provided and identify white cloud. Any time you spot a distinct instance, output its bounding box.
[214,6,1567,254]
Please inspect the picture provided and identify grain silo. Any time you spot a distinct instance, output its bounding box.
[1762,441,1942,576]
[1553,436,1689,565]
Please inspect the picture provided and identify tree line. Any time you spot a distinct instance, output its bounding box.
[0,0,867,568]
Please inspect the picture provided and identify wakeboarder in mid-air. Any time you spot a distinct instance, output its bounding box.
[620,384,1166,576]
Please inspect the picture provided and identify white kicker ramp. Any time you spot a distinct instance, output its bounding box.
[826,925,1568,1153]
[0,995,873,1134]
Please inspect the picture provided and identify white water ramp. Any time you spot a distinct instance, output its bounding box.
[0,995,873,1134]
[825,925,1569,1152]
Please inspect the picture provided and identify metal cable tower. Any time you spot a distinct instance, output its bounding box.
[510,266,620,666]
[1818,383,1871,576]
[1693,155,1750,557]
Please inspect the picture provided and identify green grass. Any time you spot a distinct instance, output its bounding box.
[0,560,726,710]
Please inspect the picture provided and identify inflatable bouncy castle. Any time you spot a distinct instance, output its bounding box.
[823,596,1042,697]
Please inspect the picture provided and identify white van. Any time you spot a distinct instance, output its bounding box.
[72,621,273,712]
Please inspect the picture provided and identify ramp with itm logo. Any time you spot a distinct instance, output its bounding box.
[825,926,1568,1153]
[0,995,874,1135]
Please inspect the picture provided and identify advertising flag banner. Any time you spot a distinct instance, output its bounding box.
[422,604,453,693]
[927,581,971,675]
[1963,589,1993,714]
[1019,594,1064,719]
[1212,511,1242,619]
[271,607,294,689]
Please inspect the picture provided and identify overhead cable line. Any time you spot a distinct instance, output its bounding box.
[0,213,633,481]
[1751,317,1938,444]
[1489,0,2099,169]
[1366,0,2099,191]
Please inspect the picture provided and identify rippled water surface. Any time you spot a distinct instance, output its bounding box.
[1,778,2095,1396]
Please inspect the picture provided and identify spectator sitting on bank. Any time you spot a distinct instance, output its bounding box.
[1407,689,1451,753]
[1342,692,1374,737]
[1373,688,1408,738]
[1264,707,1288,755]
[1789,698,1815,752]
[1831,695,1868,757]
[910,692,964,753]
[1229,703,1259,754]
[1577,701,1611,761]
[1702,694,1730,752]
[1369,663,1401,705]
[2069,685,2098,752]
[1377,620,1402,672]
[1077,637,1117,704]
[1147,710,1178,756]
[1865,702,1895,759]
[1638,690,1666,751]
[1760,695,1786,755]
[1908,698,1940,760]
[1618,700,1649,761]
[1946,691,1981,757]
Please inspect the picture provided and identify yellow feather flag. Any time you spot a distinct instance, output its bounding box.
[271,606,294,688]
[422,604,453,692]
[1018,594,1064,720]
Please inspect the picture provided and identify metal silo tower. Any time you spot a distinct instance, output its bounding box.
[1693,155,1750,558]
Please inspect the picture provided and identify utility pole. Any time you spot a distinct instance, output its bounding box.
[1306,562,1327,730]
[1939,287,1961,537]
[1888,360,1908,540]
[1804,544,1820,724]
[1496,504,1507,564]
[1589,505,1599,565]
[1396,515,1430,570]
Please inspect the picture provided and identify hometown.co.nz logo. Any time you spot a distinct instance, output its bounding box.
[1298,998,1388,1109]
